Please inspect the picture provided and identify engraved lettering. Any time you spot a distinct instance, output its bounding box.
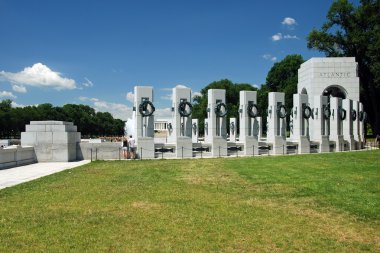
[318,72,351,78]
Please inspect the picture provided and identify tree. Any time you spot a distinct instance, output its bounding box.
[307,0,380,135]
[192,79,256,135]
[265,54,304,112]
[0,100,124,138]
[0,99,12,137]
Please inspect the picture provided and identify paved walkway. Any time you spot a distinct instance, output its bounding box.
[0,160,90,190]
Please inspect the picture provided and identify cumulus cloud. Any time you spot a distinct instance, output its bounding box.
[0,91,16,98]
[12,84,27,93]
[154,107,172,119]
[126,91,134,103]
[0,63,77,90]
[11,101,25,108]
[79,96,132,120]
[262,54,277,62]
[282,17,297,26]
[175,84,188,89]
[272,33,283,41]
[192,91,202,99]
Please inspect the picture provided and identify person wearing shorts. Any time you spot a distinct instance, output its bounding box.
[128,135,136,159]
[121,137,129,159]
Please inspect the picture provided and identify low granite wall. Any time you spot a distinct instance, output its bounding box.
[77,142,122,160]
[0,146,36,169]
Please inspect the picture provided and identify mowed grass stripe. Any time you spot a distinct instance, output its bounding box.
[0,150,379,252]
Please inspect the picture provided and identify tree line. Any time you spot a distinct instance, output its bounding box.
[0,100,124,138]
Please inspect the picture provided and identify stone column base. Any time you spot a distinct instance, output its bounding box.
[137,137,155,159]
[211,136,227,157]
[243,136,259,156]
[298,136,310,154]
[319,135,330,153]
[176,137,193,158]
[271,136,286,155]
[331,135,345,151]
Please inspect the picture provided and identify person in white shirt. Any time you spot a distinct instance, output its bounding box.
[128,135,136,159]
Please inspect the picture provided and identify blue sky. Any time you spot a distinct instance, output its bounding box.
[0,0,359,120]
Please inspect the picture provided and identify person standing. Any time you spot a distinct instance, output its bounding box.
[121,136,129,159]
[128,135,136,159]
[376,134,380,149]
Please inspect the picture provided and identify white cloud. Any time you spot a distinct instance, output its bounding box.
[82,77,94,88]
[272,33,283,41]
[262,54,277,62]
[126,92,134,103]
[12,84,27,93]
[0,63,77,90]
[79,96,132,120]
[252,84,259,89]
[0,91,16,98]
[175,84,188,89]
[282,17,297,26]
[192,91,202,98]
[284,34,299,40]
[11,101,25,108]
[154,107,172,119]
[271,33,299,41]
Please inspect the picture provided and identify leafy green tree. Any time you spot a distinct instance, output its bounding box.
[265,54,304,112]
[0,100,124,138]
[256,84,269,134]
[307,0,380,134]
[0,99,12,137]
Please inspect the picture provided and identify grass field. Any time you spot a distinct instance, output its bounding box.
[0,150,379,252]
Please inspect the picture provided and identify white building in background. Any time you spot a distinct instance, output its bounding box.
[154,119,172,131]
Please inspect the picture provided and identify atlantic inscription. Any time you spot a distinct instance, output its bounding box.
[319,72,352,78]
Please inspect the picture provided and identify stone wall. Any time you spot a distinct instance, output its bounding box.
[77,142,122,160]
[0,146,36,169]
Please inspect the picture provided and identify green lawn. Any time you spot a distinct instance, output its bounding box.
[0,150,379,252]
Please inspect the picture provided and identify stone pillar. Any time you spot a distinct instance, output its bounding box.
[204,118,209,143]
[257,117,262,140]
[342,99,355,150]
[359,102,365,148]
[330,97,344,151]
[229,118,237,142]
[239,90,259,155]
[352,101,361,149]
[310,95,330,152]
[267,92,286,155]
[169,86,193,158]
[21,121,81,162]
[134,86,155,159]
[205,89,227,157]
[291,94,310,154]
[192,119,199,143]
